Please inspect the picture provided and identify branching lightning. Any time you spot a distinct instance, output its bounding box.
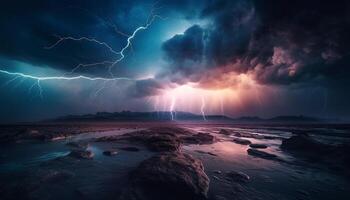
[45,5,165,77]
[0,69,132,99]
[0,3,164,99]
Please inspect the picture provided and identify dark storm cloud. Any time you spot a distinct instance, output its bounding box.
[0,0,165,75]
[161,25,204,80]
[126,78,165,98]
[161,0,350,87]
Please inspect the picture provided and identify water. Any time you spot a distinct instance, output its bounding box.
[0,124,349,200]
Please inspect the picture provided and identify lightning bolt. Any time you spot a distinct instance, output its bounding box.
[0,69,133,99]
[169,95,176,120]
[46,5,165,77]
[201,96,207,121]
[0,2,165,100]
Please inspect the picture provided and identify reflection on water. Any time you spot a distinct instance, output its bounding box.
[183,125,350,200]
[0,125,349,200]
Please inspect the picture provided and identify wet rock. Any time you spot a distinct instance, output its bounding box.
[281,134,328,153]
[281,134,350,174]
[122,152,209,200]
[114,129,181,152]
[232,138,251,145]
[225,171,250,183]
[183,132,215,145]
[219,129,231,135]
[146,134,180,152]
[247,148,278,160]
[103,150,118,156]
[119,146,140,152]
[249,143,268,149]
[66,141,89,150]
[68,150,94,159]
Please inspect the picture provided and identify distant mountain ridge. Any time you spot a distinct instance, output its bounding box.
[52,111,336,123]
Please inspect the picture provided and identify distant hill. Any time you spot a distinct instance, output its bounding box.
[53,111,231,122]
[52,111,334,123]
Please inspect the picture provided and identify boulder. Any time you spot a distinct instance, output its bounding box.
[182,132,215,145]
[122,152,209,200]
[103,150,118,156]
[281,134,328,153]
[116,129,181,152]
[249,144,268,149]
[232,138,251,145]
[68,150,94,159]
[218,129,231,135]
[247,148,277,160]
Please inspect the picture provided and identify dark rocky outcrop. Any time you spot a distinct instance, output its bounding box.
[218,129,231,135]
[232,138,251,145]
[97,127,216,152]
[68,149,94,159]
[103,150,118,156]
[121,152,209,200]
[281,134,329,153]
[247,148,278,160]
[281,134,350,175]
[249,144,268,149]
[182,132,216,145]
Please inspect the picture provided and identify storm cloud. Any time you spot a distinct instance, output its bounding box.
[0,0,350,122]
[161,0,350,87]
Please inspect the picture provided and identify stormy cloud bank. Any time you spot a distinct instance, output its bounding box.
[0,0,350,122]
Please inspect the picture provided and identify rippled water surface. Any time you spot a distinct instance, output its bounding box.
[0,124,349,200]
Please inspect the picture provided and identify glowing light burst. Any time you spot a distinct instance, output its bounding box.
[152,85,234,120]
[150,74,268,119]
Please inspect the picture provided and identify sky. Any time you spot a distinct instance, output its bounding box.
[0,0,350,123]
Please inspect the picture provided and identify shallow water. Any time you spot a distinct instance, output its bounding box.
[0,124,349,200]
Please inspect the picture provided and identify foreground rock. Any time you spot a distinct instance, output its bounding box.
[182,132,216,144]
[97,127,216,152]
[121,152,209,200]
[68,150,94,159]
[99,128,183,152]
[218,129,231,135]
[232,138,251,145]
[249,143,268,149]
[103,150,118,156]
[281,133,350,174]
[247,148,278,160]
[281,134,329,153]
